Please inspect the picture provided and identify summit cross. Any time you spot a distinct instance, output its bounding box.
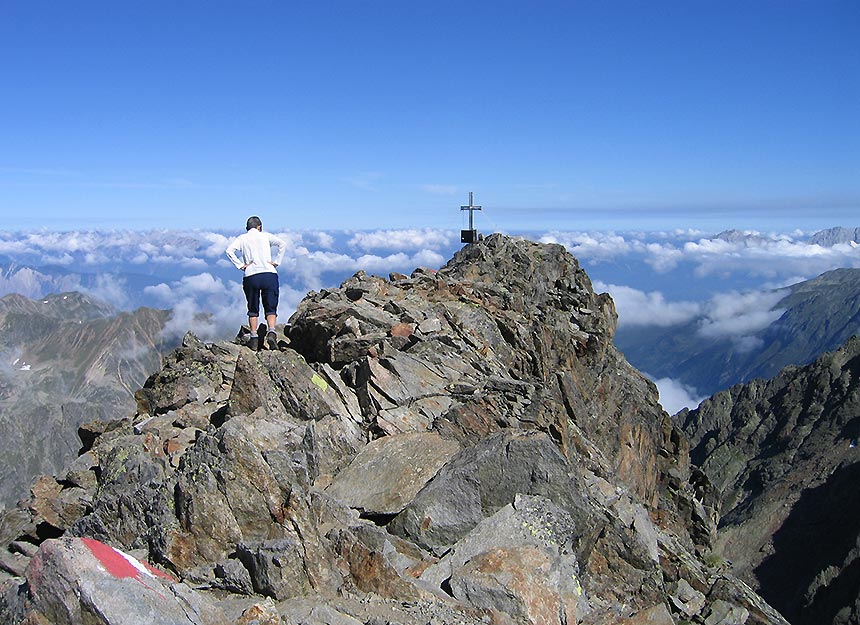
[460,192,482,232]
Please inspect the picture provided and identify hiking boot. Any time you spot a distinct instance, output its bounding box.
[244,334,260,350]
[265,331,279,351]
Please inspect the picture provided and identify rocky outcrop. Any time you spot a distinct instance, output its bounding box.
[19,537,229,625]
[0,235,785,624]
[678,336,860,625]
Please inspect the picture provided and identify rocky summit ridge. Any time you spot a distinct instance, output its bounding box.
[0,235,787,625]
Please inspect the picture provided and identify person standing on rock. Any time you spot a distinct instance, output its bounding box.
[226,216,287,350]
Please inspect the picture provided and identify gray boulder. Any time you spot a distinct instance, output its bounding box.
[388,430,588,554]
[325,431,460,516]
[18,537,228,625]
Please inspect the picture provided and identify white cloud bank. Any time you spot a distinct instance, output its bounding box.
[1,225,857,344]
[543,229,860,280]
[650,376,707,415]
[697,290,786,341]
[598,279,789,352]
[593,281,701,328]
[348,228,457,252]
[3,227,856,291]
[143,275,309,343]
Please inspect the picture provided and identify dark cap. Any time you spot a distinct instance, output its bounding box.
[246,216,262,230]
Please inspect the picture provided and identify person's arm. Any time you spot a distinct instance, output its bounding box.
[225,237,247,270]
[269,233,287,267]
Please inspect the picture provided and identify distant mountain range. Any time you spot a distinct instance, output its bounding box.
[615,268,860,399]
[0,261,169,307]
[711,226,859,247]
[808,226,860,246]
[0,264,87,300]
[0,292,175,508]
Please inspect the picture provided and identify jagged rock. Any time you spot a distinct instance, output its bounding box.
[135,333,233,416]
[679,336,860,625]
[388,430,588,554]
[705,599,750,625]
[656,529,713,599]
[448,545,576,625]
[669,578,707,617]
[707,576,791,625]
[237,600,285,625]
[290,235,672,506]
[325,431,460,516]
[0,293,173,509]
[78,418,128,453]
[163,419,348,593]
[70,431,175,553]
[0,235,792,625]
[419,494,583,622]
[279,599,365,625]
[418,494,579,588]
[27,476,88,534]
[16,537,228,625]
[230,348,363,425]
[329,522,432,601]
[213,558,254,595]
[388,431,671,620]
[235,539,314,599]
[0,549,28,577]
[617,603,675,624]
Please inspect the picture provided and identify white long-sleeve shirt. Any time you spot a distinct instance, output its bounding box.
[225,228,287,277]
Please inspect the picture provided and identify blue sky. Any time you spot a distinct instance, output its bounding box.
[1,1,857,232]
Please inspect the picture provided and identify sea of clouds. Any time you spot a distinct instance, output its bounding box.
[1,226,858,413]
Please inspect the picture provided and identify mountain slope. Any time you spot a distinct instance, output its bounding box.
[0,292,173,508]
[616,268,860,398]
[0,235,788,625]
[677,337,860,625]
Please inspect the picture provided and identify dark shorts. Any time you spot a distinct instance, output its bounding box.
[242,271,279,317]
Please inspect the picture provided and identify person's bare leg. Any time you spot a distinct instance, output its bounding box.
[249,315,259,335]
[266,313,276,332]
